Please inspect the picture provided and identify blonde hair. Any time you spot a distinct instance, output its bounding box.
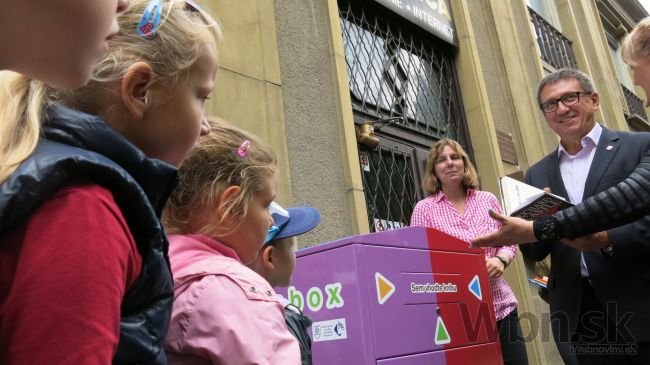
[0,0,222,183]
[164,119,277,237]
[622,17,650,65]
[422,138,479,195]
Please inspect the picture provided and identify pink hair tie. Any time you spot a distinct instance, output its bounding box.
[237,140,251,157]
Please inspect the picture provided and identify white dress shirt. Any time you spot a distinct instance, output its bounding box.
[557,123,602,277]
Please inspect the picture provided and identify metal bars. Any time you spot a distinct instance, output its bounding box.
[359,147,418,232]
[338,1,468,232]
[622,84,649,122]
[529,7,578,70]
[339,1,463,140]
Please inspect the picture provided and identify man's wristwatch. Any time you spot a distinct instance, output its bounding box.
[496,255,508,268]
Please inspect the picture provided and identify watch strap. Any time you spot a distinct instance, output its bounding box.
[496,255,508,268]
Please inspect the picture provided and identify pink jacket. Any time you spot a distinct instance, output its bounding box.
[165,234,300,365]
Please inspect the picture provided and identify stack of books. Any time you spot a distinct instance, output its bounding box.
[528,276,548,289]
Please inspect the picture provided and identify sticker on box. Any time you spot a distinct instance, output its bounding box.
[312,318,348,342]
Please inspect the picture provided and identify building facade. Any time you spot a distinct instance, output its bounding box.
[203,0,649,363]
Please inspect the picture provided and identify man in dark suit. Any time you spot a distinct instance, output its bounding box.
[523,69,650,365]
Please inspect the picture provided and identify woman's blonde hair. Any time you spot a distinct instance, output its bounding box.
[422,138,479,195]
[0,0,222,183]
[164,119,277,237]
[622,17,650,65]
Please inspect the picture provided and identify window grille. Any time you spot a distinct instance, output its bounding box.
[359,144,419,232]
[622,84,649,122]
[339,1,470,232]
[339,1,465,140]
[529,7,578,70]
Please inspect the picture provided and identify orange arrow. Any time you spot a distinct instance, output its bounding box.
[375,272,395,304]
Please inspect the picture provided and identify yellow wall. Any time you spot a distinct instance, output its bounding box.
[325,0,371,235]
[205,0,293,206]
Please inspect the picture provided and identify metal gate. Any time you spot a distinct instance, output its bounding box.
[339,0,471,232]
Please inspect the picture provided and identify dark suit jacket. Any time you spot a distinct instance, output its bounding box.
[522,126,650,344]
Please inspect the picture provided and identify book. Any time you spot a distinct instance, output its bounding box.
[528,276,548,289]
[499,176,573,221]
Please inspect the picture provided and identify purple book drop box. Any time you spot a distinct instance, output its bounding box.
[279,226,504,365]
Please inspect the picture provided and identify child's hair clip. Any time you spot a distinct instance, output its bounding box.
[237,140,251,158]
[137,0,163,39]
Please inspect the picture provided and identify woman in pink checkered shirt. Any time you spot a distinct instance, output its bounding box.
[410,139,528,365]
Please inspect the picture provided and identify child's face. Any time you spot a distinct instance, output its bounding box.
[132,42,218,167]
[270,237,297,288]
[1,0,129,88]
[233,174,277,265]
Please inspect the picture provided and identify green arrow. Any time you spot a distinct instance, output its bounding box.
[435,316,451,345]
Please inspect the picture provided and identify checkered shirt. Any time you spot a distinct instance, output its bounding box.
[410,189,518,321]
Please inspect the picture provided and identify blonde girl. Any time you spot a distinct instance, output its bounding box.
[164,120,300,365]
[0,1,221,364]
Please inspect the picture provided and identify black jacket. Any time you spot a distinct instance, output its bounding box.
[284,304,313,365]
[0,106,178,364]
[549,150,650,238]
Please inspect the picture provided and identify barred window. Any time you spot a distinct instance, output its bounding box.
[340,1,464,140]
[339,0,471,232]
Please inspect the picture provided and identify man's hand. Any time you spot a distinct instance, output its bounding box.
[470,209,536,247]
[561,231,610,251]
[486,257,505,278]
